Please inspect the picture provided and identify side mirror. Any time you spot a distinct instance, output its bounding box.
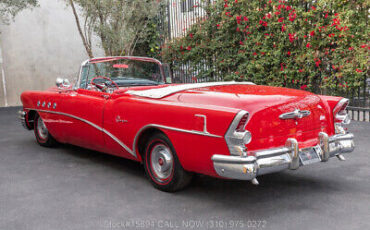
[56,78,71,89]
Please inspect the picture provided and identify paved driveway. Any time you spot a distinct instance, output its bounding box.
[1,107,369,230]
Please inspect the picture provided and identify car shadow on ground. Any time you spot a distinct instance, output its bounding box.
[59,143,344,202]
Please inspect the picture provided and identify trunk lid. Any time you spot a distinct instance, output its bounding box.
[164,84,330,150]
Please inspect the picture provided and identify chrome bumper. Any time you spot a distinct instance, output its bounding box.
[18,110,30,130]
[212,132,355,181]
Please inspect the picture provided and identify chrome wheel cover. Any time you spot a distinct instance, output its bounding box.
[150,144,174,180]
[37,117,48,139]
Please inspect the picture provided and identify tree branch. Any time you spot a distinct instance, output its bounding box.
[69,0,94,58]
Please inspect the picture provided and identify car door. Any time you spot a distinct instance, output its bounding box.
[57,88,108,153]
[102,94,139,160]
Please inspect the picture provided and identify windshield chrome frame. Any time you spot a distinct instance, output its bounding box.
[76,56,166,90]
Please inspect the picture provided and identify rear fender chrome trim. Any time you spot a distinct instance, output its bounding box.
[133,124,222,156]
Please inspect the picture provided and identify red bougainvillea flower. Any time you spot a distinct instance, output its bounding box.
[277,4,285,10]
[281,24,286,32]
[280,63,285,71]
[356,69,363,73]
[261,52,265,55]
[301,85,308,90]
[286,5,292,11]
[306,43,311,48]
[299,69,304,73]
[288,12,296,22]
[216,24,220,28]
[189,33,193,38]
[348,47,354,51]
[253,52,257,56]
[225,12,231,17]
[315,58,321,67]
[288,33,296,43]
[259,20,268,27]
[310,30,315,36]
[236,15,242,24]
[311,6,316,10]
[236,27,240,32]
[243,16,248,21]
[278,17,284,22]
[224,3,228,8]
[239,41,244,45]
[186,46,192,51]
[287,51,291,56]
[275,11,281,16]
[360,44,367,48]
[180,46,183,50]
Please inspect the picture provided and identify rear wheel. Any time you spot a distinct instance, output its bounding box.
[143,133,192,192]
[34,113,57,147]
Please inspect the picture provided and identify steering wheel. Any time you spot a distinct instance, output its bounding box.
[90,76,119,92]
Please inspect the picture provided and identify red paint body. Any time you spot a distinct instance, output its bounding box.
[20,57,343,178]
[20,83,342,178]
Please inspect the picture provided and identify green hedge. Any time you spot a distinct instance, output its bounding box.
[162,0,369,94]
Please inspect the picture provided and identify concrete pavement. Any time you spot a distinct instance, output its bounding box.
[1,107,369,230]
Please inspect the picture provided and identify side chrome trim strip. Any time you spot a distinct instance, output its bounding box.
[133,124,222,156]
[25,108,136,158]
[26,109,222,159]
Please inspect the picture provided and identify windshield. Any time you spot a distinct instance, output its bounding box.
[79,58,164,88]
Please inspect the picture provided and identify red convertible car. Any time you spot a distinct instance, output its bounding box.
[19,56,354,192]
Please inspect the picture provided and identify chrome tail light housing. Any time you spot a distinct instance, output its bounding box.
[333,98,350,134]
[225,110,252,156]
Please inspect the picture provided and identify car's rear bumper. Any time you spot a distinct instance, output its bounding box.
[211,132,354,180]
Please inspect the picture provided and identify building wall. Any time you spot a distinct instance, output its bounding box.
[0,0,103,107]
[167,0,207,40]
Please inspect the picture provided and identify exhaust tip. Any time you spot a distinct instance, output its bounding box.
[336,154,346,161]
[251,178,259,185]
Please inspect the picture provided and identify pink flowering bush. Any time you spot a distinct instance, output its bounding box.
[162,0,369,94]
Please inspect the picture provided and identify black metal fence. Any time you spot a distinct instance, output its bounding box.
[347,107,370,122]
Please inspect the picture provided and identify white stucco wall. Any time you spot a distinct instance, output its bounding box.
[0,0,103,107]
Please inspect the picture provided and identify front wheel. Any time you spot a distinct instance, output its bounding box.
[143,133,192,192]
[34,113,57,147]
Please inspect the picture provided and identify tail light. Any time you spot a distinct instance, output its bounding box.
[333,98,350,134]
[236,113,249,132]
[225,111,252,156]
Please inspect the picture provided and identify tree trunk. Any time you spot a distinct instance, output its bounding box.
[69,0,94,59]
